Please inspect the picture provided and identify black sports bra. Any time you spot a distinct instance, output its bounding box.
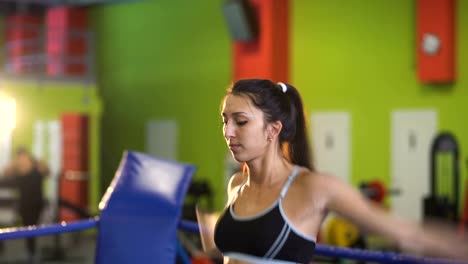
[214,166,316,263]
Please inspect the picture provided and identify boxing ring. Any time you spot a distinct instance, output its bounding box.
[0,151,465,264]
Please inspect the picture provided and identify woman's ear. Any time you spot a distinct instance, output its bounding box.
[267,121,283,140]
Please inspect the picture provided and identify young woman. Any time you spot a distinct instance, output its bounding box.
[213,79,468,263]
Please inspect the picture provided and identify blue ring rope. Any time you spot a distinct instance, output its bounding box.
[0,217,99,240]
[0,218,465,264]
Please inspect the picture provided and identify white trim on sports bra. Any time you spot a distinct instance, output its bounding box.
[224,252,300,264]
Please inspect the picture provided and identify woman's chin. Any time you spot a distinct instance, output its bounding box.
[231,154,246,163]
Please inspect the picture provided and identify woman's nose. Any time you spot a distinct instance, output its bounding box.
[224,122,235,139]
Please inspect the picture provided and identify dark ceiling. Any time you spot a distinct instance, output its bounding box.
[0,0,140,14]
[0,2,46,14]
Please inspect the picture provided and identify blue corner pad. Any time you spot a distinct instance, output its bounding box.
[95,151,196,264]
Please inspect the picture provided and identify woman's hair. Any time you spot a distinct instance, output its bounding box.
[226,79,314,171]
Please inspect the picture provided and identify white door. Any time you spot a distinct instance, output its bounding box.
[32,120,62,223]
[391,110,437,222]
[310,112,351,183]
[0,131,12,172]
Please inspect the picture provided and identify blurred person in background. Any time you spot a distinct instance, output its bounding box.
[0,147,49,263]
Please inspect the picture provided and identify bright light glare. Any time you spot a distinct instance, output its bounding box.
[0,95,16,135]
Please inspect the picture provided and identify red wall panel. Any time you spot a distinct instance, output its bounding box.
[5,14,42,74]
[60,113,89,221]
[46,7,88,77]
[233,0,289,82]
[417,0,455,83]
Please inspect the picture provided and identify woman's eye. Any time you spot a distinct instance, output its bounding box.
[237,121,247,126]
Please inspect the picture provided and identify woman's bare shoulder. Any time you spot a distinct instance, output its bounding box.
[293,168,344,198]
[295,168,332,185]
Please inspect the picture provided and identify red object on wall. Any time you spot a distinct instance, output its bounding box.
[60,113,89,222]
[46,7,88,77]
[416,0,456,83]
[5,14,42,74]
[233,0,289,82]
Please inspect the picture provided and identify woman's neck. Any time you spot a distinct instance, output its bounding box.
[245,151,293,187]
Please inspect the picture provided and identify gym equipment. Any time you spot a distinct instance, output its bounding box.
[458,159,468,237]
[424,132,460,222]
[360,180,401,204]
[323,217,360,248]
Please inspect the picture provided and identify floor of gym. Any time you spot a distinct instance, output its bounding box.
[0,231,96,264]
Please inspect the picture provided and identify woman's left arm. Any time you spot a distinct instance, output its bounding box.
[322,174,468,259]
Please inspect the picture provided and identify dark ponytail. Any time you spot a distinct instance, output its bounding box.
[282,83,314,171]
[227,79,315,171]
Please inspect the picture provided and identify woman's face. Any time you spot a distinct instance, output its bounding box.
[221,94,270,163]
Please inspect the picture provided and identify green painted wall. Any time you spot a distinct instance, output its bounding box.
[292,1,467,207]
[2,80,102,213]
[91,0,231,209]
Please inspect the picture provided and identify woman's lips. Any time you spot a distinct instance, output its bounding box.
[229,144,240,151]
